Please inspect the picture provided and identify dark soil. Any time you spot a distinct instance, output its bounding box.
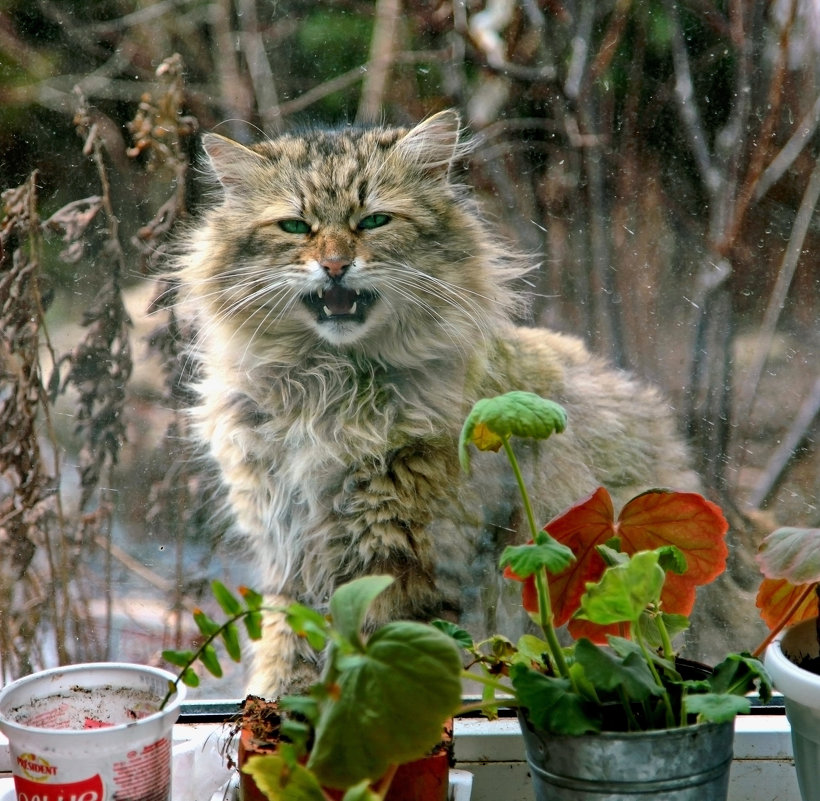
[794,655,820,675]
[241,694,282,749]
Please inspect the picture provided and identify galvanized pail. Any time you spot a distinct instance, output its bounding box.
[518,713,734,801]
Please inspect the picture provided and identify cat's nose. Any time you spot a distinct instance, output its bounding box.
[320,256,351,280]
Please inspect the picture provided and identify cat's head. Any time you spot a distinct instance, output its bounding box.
[183,110,523,364]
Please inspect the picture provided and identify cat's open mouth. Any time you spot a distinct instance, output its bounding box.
[303,286,377,323]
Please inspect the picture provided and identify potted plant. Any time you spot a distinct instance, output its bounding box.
[437,391,772,800]
[754,524,820,801]
[162,575,463,801]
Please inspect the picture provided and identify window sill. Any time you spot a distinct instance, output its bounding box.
[0,703,801,801]
[453,712,799,801]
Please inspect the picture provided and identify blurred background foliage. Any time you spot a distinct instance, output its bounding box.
[1,0,818,684]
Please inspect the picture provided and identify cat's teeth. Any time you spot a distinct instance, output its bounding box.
[355,289,361,296]
[349,302,357,314]
[323,305,332,316]
[317,288,324,299]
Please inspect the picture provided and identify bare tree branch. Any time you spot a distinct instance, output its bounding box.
[662,0,721,197]
[236,0,282,133]
[748,376,820,509]
[357,0,402,124]
[735,153,820,431]
[755,91,820,201]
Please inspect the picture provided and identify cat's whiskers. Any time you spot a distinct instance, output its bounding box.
[372,262,498,350]
[189,267,303,362]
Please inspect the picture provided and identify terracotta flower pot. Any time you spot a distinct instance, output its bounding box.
[237,696,453,801]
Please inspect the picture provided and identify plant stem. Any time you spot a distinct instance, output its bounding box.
[656,610,675,661]
[501,437,540,542]
[617,686,642,731]
[500,437,571,680]
[635,626,677,728]
[461,668,516,698]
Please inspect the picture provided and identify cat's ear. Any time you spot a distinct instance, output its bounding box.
[201,133,267,188]
[394,109,465,174]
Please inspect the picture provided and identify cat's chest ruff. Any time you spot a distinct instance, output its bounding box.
[230,361,431,460]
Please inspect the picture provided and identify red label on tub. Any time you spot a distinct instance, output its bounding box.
[13,772,105,801]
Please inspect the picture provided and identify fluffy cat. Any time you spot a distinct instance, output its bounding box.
[174,110,700,698]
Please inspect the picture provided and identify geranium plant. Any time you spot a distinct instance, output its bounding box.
[443,391,771,735]
[162,575,463,801]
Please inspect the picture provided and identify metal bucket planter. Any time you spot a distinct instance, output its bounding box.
[764,616,820,801]
[517,711,734,801]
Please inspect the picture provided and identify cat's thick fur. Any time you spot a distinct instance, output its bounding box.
[175,110,700,698]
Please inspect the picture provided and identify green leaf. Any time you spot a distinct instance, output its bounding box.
[656,545,687,575]
[513,634,550,669]
[595,542,628,567]
[162,649,195,669]
[200,643,223,678]
[244,610,263,640]
[637,612,689,650]
[487,634,517,661]
[328,575,394,647]
[280,718,313,753]
[709,653,773,703]
[431,619,474,649]
[179,667,200,688]
[500,532,575,578]
[240,585,265,611]
[307,621,462,788]
[458,392,567,471]
[755,526,820,584]
[480,676,500,720]
[212,580,243,616]
[572,638,662,701]
[193,608,222,638]
[608,636,676,675]
[221,622,242,662]
[279,694,320,722]
[684,693,750,723]
[242,754,326,801]
[510,662,600,735]
[286,603,329,652]
[576,550,666,626]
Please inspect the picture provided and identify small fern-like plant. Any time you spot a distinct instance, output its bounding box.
[160,581,265,709]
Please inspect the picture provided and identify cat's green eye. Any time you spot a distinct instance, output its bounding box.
[279,219,311,235]
[357,213,391,231]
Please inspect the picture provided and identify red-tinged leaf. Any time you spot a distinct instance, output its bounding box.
[506,486,729,637]
[544,488,617,627]
[755,527,820,585]
[755,577,819,631]
[616,490,728,587]
[503,564,540,614]
[567,618,622,644]
[659,571,698,617]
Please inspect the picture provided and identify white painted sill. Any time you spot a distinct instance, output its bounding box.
[0,704,801,801]
[453,712,800,801]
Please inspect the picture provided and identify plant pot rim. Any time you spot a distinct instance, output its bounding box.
[517,708,730,742]
[0,661,185,737]
[764,616,820,709]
